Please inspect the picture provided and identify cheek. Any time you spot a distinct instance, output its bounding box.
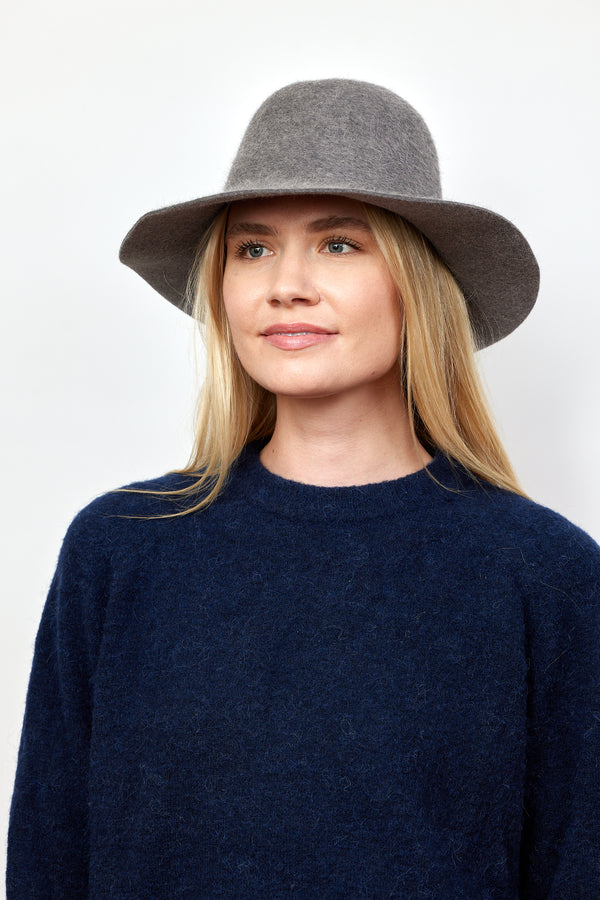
[222,280,250,342]
[222,285,262,378]
[361,279,403,350]
[222,272,237,325]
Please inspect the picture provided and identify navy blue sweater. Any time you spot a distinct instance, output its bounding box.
[7,447,600,898]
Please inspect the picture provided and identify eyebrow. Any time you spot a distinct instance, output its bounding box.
[225,215,372,239]
[306,215,371,233]
[226,222,276,238]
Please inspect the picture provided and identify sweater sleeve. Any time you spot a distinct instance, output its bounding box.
[519,524,600,898]
[7,511,108,899]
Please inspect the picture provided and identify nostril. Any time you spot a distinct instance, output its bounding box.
[268,293,321,306]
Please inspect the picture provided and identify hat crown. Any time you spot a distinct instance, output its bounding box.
[224,79,442,200]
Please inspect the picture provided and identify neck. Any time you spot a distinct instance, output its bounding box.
[260,381,432,487]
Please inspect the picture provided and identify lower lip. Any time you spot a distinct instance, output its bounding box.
[262,332,335,350]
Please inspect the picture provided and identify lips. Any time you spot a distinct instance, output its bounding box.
[261,323,334,336]
[260,322,336,350]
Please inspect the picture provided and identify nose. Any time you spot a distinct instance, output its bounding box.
[266,251,320,307]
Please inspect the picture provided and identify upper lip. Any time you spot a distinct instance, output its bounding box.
[261,322,335,335]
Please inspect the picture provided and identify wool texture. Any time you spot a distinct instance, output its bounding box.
[7,446,600,898]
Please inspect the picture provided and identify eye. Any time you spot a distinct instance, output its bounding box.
[247,244,267,259]
[234,241,271,259]
[323,236,361,254]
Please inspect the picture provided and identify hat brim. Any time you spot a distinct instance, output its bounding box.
[119,188,539,349]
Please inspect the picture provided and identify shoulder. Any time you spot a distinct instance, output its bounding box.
[47,472,207,636]
[443,461,600,603]
[435,455,597,552]
[479,479,597,561]
[59,470,204,569]
[75,470,199,519]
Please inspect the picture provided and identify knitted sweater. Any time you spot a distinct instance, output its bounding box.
[7,447,600,898]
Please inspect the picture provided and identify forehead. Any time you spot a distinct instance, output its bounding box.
[226,194,368,229]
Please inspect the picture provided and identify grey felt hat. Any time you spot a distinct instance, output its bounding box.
[119,79,539,348]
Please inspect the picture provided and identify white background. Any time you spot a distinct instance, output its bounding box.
[2,0,599,876]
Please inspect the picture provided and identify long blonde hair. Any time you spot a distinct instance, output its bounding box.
[170,200,523,511]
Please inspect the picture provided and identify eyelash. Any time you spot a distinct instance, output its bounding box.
[232,234,362,258]
[234,239,266,258]
[325,235,361,252]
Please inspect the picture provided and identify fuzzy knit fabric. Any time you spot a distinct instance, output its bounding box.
[7,446,600,898]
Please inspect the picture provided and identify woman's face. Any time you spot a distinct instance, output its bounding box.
[222,195,403,402]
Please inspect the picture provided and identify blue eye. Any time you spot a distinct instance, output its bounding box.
[246,244,267,258]
[233,240,270,259]
[324,236,360,254]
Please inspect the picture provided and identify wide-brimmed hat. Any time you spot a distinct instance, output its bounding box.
[119,79,539,348]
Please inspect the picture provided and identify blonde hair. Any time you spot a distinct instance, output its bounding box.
[168,201,523,512]
[362,205,523,495]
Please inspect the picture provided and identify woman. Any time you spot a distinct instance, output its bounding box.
[8,79,600,898]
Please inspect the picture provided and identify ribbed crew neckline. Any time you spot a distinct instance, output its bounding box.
[230,444,467,522]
